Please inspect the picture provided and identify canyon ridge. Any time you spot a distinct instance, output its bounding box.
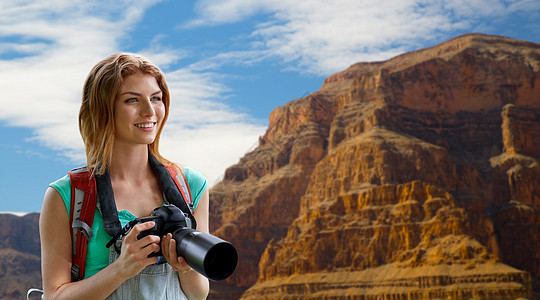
[209,33,539,299]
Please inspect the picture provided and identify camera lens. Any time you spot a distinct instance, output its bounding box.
[174,228,238,281]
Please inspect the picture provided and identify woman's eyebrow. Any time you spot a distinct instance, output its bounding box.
[120,90,162,96]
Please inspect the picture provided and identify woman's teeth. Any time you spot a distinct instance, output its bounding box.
[135,123,154,128]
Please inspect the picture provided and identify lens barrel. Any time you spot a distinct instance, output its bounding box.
[174,228,238,281]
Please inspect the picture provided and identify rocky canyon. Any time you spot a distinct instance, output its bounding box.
[209,33,539,299]
[0,213,41,300]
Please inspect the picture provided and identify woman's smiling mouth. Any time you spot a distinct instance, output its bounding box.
[134,122,156,129]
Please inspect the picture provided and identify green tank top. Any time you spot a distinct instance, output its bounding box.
[49,167,208,279]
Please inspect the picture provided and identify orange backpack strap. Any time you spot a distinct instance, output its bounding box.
[166,165,193,213]
[68,167,97,281]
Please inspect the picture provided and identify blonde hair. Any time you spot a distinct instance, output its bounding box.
[79,53,171,175]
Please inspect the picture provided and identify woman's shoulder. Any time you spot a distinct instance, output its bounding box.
[177,165,208,209]
[181,166,207,191]
[49,174,71,197]
[50,173,70,186]
[182,166,206,183]
[48,173,72,213]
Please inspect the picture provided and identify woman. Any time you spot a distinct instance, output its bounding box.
[39,53,210,299]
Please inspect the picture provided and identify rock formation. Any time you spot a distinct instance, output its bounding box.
[0,213,42,300]
[209,34,540,299]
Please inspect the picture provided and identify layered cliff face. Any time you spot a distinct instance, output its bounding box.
[0,213,42,300]
[209,34,540,299]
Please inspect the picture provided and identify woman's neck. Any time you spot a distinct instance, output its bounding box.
[109,144,152,181]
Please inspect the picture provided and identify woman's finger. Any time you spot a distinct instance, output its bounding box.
[167,234,176,260]
[161,233,171,258]
[124,221,155,242]
[164,234,190,273]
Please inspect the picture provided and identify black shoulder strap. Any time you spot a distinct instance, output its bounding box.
[95,169,122,237]
[149,153,197,229]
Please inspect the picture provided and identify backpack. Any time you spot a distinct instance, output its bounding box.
[68,156,193,281]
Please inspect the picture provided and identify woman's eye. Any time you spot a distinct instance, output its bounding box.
[151,96,162,102]
[125,98,137,103]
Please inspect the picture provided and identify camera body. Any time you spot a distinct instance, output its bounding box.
[135,205,194,258]
[130,204,238,281]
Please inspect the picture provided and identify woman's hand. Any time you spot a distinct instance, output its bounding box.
[161,233,192,273]
[113,221,161,279]
[162,188,210,300]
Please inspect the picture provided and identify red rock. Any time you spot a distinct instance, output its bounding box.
[209,34,540,299]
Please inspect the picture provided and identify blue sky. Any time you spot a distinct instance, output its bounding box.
[1,0,539,213]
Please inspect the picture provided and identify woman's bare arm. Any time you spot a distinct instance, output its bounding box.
[40,187,160,299]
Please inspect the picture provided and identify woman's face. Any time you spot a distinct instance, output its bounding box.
[114,72,165,148]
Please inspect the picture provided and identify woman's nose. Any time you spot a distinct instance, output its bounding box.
[140,98,156,117]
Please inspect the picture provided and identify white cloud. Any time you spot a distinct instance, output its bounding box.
[0,1,147,163]
[0,212,30,217]
[160,67,267,184]
[187,0,540,75]
[3,0,538,188]
[186,0,270,27]
[0,0,266,186]
[137,34,191,69]
[161,122,265,186]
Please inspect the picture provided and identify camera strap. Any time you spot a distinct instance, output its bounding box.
[95,169,122,238]
[149,153,197,229]
[106,220,137,247]
[105,219,139,253]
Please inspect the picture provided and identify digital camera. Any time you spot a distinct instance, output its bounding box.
[125,204,238,281]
